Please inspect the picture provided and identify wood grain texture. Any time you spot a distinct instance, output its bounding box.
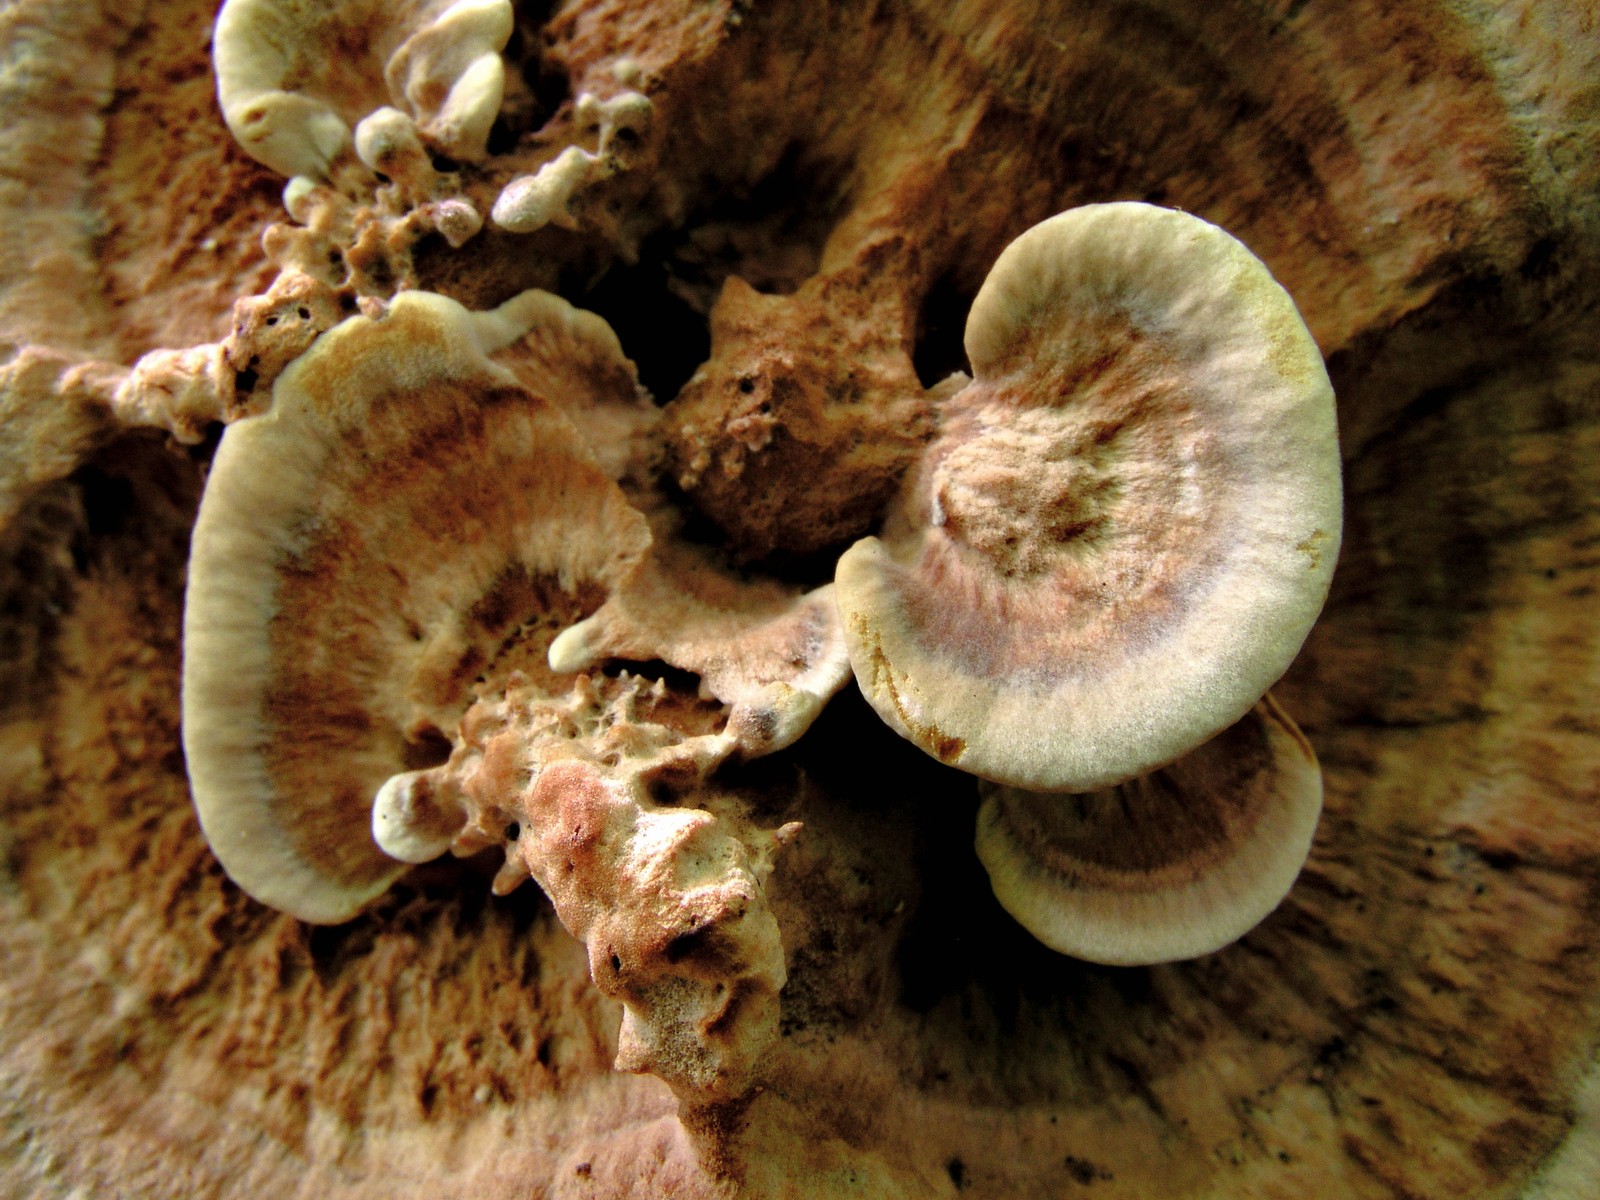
[1,0,1597,1196]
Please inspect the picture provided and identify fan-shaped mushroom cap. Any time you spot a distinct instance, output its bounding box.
[975,695,1322,966]
[182,290,651,923]
[213,0,512,178]
[837,202,1342,792]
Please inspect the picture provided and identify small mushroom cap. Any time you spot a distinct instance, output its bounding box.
[491,288,659,484]
[182,291,651,923]
[383,0,513,159]
[548,538,852,758]
[213,0,512,177]
[371,769,461,864]
[837,202,1342,791]
[974,694,1322,966]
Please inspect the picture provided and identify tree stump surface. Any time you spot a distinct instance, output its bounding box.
[1,1,1597,1196]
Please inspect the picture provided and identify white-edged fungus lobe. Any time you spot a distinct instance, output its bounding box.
[548,541,852,759]
[837,203,1342,792]
[181,290,651,923]
[213,0,512,178]
[974,696,1322,966]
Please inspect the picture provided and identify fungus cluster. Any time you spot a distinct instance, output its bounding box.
[11,1,1599,1195]
[55,0,1340,1115]
[214,0,513,178]
[185,182,1336,1106]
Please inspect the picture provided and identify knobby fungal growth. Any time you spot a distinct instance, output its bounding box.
[3,1,1598,1197]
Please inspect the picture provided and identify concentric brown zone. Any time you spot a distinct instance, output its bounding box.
[252,378,636,884]
[897,374,1225,681]
[89,8,284,356]
[541,0,1546,357]
[990,704,1288,888]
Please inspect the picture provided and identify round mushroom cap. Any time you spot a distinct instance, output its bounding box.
[974,695,1322,966]
[837,202,1342,792]
[182,291,651,923]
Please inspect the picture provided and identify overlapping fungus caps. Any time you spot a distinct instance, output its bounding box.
[214,0,512,178]
[836,202,1342,792]
[182,290,652,923]
[974,695,1323,965]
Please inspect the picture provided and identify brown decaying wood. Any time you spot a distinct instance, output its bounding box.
[1,0,1597,1196]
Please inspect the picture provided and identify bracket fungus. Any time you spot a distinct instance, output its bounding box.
[181,282,812,1100]
[837,202,1341,962]
[975,696,1324,965]
[838,202,1342,794]
[182,288,652,922]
